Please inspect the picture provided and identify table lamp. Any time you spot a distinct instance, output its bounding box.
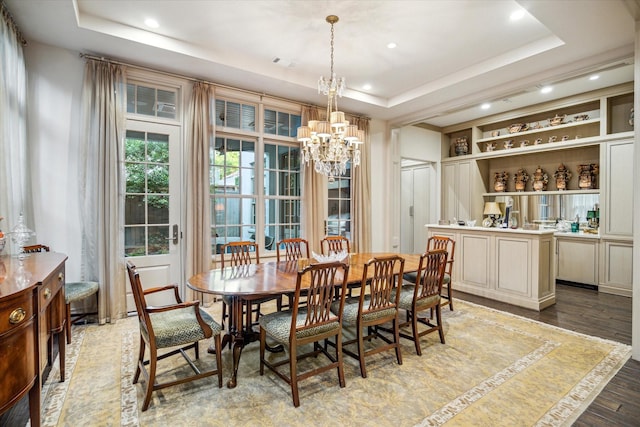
[483,202,502,227]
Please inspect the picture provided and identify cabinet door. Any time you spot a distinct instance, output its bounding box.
[603,140,633,237]
[442,161,471,222]
[442,162,458,222]
[556,238,598,285]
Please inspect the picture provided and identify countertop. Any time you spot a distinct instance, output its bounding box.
[427,224,600,238]
[426,224,556,235]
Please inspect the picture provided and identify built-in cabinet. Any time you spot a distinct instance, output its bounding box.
[427,225,555,311]
[440,83,633,297]
[555,234,599,286]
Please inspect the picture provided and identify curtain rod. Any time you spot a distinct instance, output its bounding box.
[1,2,27,46]
[79,53,369,120]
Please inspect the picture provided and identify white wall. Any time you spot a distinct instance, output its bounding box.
[24,42,84,281]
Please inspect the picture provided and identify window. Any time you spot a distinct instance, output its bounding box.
[215,99,256,131]
[124,130,170,256]
[264,108,301,137]
[210,100,302,255]
[264,142,301,245]
[127,82,178,119]
[210,136,256,255]
[326,165,351,238]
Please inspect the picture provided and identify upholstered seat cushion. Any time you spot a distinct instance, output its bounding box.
[259,309,340,344]
[331,297,397,325]
[65,281,99,304]
[395,284,441,311]
[402,272,450,285]
[145,308,221,349]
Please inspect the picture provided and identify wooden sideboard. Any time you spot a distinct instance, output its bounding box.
[0,252,67,427]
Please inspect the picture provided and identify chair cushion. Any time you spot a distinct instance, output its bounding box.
[402,272,450,285]
[65,281,99,304]
[146,307,222,348]
[395,285,440,311]
[259,309,340,344]
[331,297,397,325]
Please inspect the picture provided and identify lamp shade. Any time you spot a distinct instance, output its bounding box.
[483,202,502,216]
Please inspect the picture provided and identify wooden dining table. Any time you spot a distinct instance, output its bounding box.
[187,252,422,388]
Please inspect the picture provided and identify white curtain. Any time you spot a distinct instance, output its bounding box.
[79,59,127,323]
[185,81,214,300]
[0,4,32,235]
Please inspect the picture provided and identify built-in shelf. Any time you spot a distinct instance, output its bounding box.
[476,118,601,143]
[483,189,600,197]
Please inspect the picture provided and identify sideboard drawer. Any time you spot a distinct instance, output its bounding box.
[0,290,34,336]
[39,267,64,310]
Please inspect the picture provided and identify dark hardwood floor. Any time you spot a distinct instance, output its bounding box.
[455,283,639,426]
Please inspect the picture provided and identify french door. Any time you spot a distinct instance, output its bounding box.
[123,120,183,312]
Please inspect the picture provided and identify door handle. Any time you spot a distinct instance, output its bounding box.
[165,224,179,245]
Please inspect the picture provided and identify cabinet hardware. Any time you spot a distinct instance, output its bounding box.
[9,308,26,324]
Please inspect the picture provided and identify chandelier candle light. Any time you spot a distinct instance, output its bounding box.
[297,15,363,181]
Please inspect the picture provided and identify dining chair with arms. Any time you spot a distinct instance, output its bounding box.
[276,238,311,310]
[403,235,456,311]
[320,235,350,256]
[126,261,223,411]
[396,249,448,355]
[220,241,276,330]
[259,261,349,407]
[332,255,404,378]
[23,244,99,344]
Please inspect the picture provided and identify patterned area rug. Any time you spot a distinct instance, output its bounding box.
[41,300,631,426]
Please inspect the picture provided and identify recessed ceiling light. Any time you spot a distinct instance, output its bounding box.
[144,18,159,29]
[362,84,372,91]
[540,86,553,94]
[589,74,600,81]
[510,10,526,21]
[387,42,397,49]
[480,103,491,110]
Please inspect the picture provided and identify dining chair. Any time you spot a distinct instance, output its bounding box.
[332,255,404,378]
[396,249,448,355]
[276,237,310,261]
[220,241,277,331]
[126,261,223,411]
[403,235,456,311]
[259,261,349,407]
[23,244,99,344]
[320,235,350,256]
[276,238,311,310]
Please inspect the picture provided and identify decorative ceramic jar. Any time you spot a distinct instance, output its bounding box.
[508,123,528,134]
[534,138,542,145]
[519,140,529,148]
[574,114,589,122]
[454,137,468,156]
[494,171,508,192]
[548,135,557,143]
[554,163,572,191]
[577,163,599,189]
[513,168,529,192]
[503,139,514,149]
[485,141,496,152]
[548,114,566,126]
[531,166,549,191]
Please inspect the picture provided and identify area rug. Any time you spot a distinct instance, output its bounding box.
[40,300,631,427]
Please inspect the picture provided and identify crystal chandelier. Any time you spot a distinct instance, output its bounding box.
[297,15,363,181]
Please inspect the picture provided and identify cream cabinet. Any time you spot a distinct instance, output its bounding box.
[555,235,599,286]
[427,225,555,311]
[602,139,633,237]
[599,239,633,297]
[441,159,484,224]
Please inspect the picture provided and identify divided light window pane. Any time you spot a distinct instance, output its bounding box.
[126,83,177,120]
